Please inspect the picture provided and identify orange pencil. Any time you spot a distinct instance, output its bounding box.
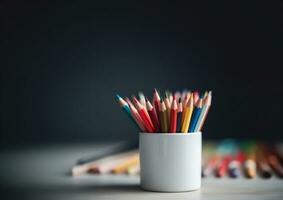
[133,97,155,133]
[169,97,178,133]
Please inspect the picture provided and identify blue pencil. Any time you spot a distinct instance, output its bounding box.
[188,98,203,132]
[116,94,141,130]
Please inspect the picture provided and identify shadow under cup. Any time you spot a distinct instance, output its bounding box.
[139,132,202,192]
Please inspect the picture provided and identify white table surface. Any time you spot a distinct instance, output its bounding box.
[0,143,282,200]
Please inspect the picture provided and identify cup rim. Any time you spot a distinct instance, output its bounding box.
[139,132,201,136]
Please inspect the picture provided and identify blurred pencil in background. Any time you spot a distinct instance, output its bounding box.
[72,141,283,179]
[111,153,139,174]
[229,151,245,178]
[243,142,257,179]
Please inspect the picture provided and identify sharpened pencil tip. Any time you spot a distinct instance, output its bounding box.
[115,94,121,100]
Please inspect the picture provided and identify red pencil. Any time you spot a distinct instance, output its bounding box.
[169,97,178,133]
[216,155,231,178]
[133,97,155,133]
[125,98,146,132]
[146,99,160,132]
[132,95,150,119]
[202,156,219,177]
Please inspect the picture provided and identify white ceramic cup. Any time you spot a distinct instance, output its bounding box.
[139,132,202,192]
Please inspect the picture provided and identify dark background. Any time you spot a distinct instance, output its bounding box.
[1,1,283,146]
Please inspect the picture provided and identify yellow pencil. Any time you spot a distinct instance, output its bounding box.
[181,92,191,125]
[181,95,194,133]
[127,162,140,175]
[111,153,139,174]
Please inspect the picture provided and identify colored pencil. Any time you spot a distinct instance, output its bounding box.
[202,156,219,177]
[111,153,139,174]
[228,151,245,178]
[195,91,212,132]
[276,144,283,164]
[127,163,140,175]
[244,159,257,178]
[132,95,151,120]
[153,88,161,122]
[146,99,160,132]
[193,91,199,105]
[169,97,178,133]
[181,92,191,125]
[133,97,155,133]
[72,150,137,176]
[159,99,168,133]
[138,92,146,106]
[181,89,188,101]
[189,98,203,132]
[256,145,272,179]
[176,98,183,133]
[202,91,208,99]
[174,91,181,101]
[169,92,173,105]
[165,90,173,104]
[164,95,171,124]
[116,94,141,130]
[181,95,194,133]
[241,142,257,178]
[89,150,138,174]
[266,147,283,178]
[126,98,147,132]
[216,155,231,177]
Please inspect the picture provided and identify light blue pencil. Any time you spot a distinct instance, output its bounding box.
[194,91,212,132]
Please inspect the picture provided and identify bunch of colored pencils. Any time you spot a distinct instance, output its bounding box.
[202,141,283,179]
[71,141,283,178]
[116,89,212,133]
